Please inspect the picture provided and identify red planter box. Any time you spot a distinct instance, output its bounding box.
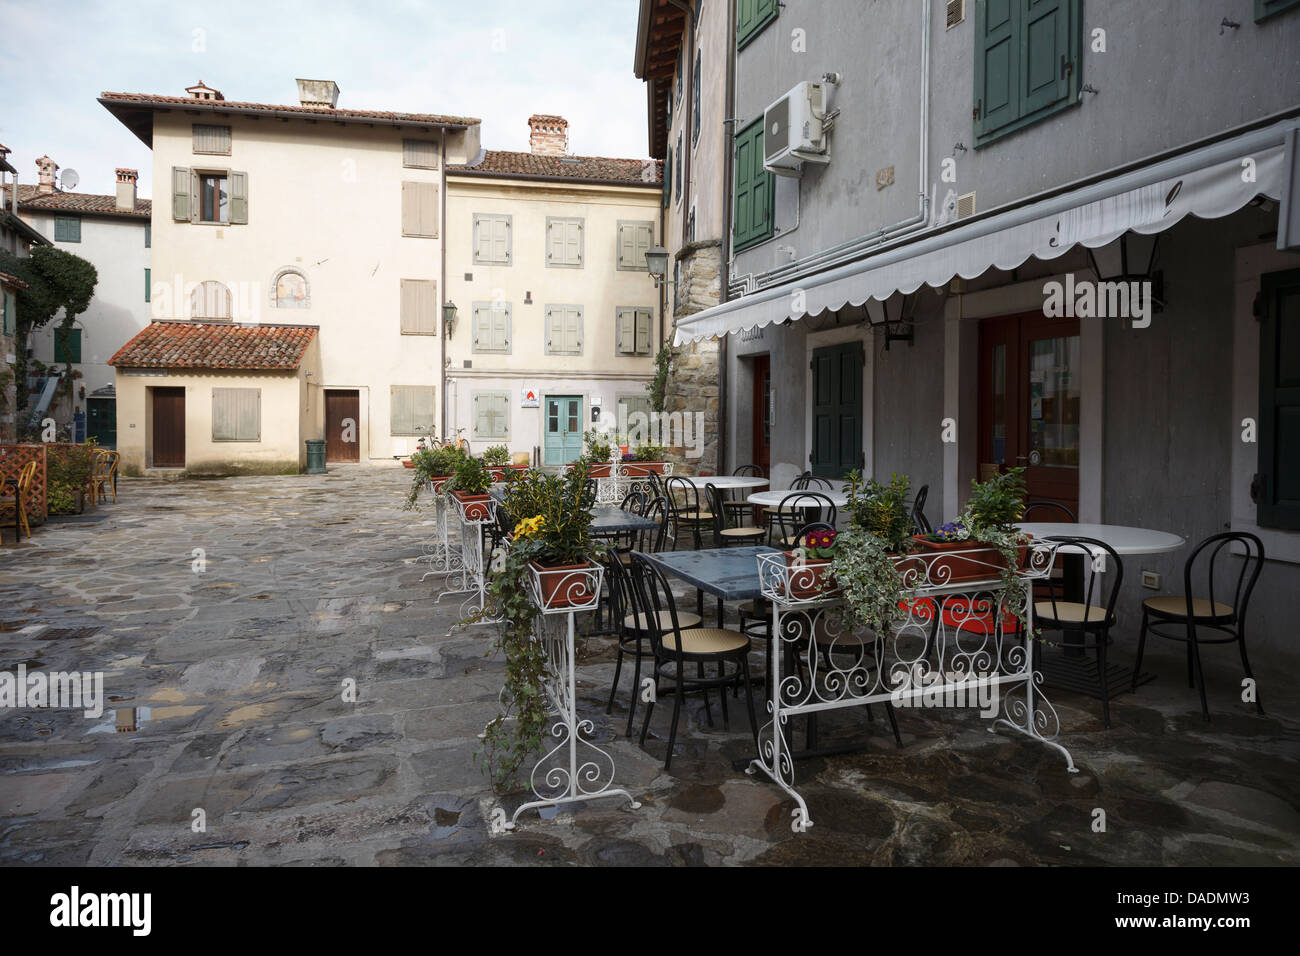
[622,461,667,475]
[452,490,493,521]
[909,535,1029,583]
[530,560,598,609]
[782,551,836,599]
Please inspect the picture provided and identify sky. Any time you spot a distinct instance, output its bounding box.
[0,0,652,198]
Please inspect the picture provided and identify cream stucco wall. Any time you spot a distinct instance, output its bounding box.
[445,174,663,461]
[147,113,476,461]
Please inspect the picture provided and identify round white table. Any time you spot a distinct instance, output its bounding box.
[1016,522,1185,555]
[748,488,848,508]
[675,475,770,491]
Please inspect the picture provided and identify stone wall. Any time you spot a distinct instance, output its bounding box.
[664,240,722,475]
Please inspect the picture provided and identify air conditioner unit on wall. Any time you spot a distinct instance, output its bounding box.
[764,81,830,178]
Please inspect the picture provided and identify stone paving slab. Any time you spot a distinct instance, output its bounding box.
[1,466,1297,866]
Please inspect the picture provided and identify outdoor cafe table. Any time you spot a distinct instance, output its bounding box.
[747,488,849,508]
[674,475,770,491]
[641,545,779,628]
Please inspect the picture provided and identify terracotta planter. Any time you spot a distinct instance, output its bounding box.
[486,466,509,481]
[402,459,415,469]
[618,444,630,457]
[429,474,454,494]
[530,560,598,609]
[622,461,666,475]
[910,535,1029,583]
[782,551,836,599]
[585,463,612,478]
[452,490,493,521]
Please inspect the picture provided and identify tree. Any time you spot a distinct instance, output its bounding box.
[0,245,98,425]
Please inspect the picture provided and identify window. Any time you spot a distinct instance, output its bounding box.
[732,117,774,251]
[54,216,81,242]
[472,301,512,353]
[1256,0,1300,20]
[402,139,439,168]
[53,327,81,363]
[190,281,232,320]
[1257,267,1300,530]
[545,305,583,355]
[737,0,779,48]
[390,385,437,437]
[675,133,683,204]
[212,388,261,441]
[472,391,511,441]
[473,213,512,265]
[173,167,248,224]
[145,268,151,304]
[192,124,232,155]
[616,307,653,356]
[144,223,151,248]
[546,217,583,268]
[676,49,683,103]
[401,181,439,237]
[664,145,673,209]
[400,278,438,335]
[271,268,310,309]
[973,0,1081,147]
[692,50,701,146]
[617,221,654,271]
[617,393,654,439]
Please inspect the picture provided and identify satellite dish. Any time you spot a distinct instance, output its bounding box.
[61,169,79,190]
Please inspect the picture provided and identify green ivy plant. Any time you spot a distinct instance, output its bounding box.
[647,344,671,413]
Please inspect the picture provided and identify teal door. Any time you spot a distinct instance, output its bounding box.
[544,395,584,466]
[810,342,863,479]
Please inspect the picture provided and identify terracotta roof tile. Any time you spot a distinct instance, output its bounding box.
[0,271,29,290]
[108,321,317,370]
[451,150,663,186]
[14,184,151,219]
[100,91,479,128]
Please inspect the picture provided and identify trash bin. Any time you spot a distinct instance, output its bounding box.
[305,439,327,474]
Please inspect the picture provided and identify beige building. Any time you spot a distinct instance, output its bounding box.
[445,116,664,466]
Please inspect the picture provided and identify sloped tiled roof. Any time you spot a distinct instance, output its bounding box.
[451,150,663,186]
[0,271,29,290]
[13,183,151,219]
[108,321,318,370]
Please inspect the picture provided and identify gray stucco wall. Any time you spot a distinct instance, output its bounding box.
[871,294,947,498]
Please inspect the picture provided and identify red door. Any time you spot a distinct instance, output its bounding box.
[751,355,772,476]
[325,390,360,462]
[152,387,186,468]
[978,313,1080,514]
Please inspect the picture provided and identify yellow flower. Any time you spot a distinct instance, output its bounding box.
[514,515,547,538]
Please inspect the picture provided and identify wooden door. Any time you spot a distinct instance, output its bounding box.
[544,396,583,466]
[751,355,771,475]
[810,342,863,479]
[979,313,1080,514]
[325,390,360,462]
[152,387,185,468]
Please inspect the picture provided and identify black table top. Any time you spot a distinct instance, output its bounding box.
[640,546,779,601]
[490,488,658,535]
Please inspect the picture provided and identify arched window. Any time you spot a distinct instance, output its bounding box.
[190,281,232,320]
[271,267,310,309]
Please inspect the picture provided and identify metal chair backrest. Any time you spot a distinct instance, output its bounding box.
[704,482,727,537]
[663,475,700,516]
[733,464,766,478]
[792,472,832,491]
[1024,499,1077,522]
[605,548,641,632]
[1041,536,1124,626]
[911,484,932,535]
[620,489,647,513]
[776,491,837,546]
[641,496,671,552]
[629,551,688,661]
[1182,531,1264,624]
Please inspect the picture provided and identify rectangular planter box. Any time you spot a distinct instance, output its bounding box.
[621,461,667,475]
[909,535,1029,583]
[529,560,601,609]
[452,490,493,521]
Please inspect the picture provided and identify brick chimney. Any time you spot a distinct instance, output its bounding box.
[528,114,568,156]
[35,155,58,194]
[295,79,340,109]
[115,168,138,212]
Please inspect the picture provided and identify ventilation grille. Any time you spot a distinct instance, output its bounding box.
[946,0,965,29]
[956,191,976,219]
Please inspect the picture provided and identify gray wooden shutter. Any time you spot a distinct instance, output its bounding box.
[172,166,191,221]
[391,386,414,435]
[402,182,438,237]
[491,393,509,438]
[635,309,652,354]
[229,170,248,224]
[493,216,511,262]
[400,279,438,334]
[566,220,582,265]
[547,220,564,263]
[616,308,634,354]
[492,305,510,350]
[403,139,439,168]
[634,224,652,269]
[569,307,583,353]
[213,388,260,440]
[618,224,636,268]
[413,387,436,435]
[193,124,231,154]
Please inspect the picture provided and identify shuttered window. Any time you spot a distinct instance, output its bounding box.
[545,305,583,355]
[179,168,248,224]
[401,181,439,238]
[1256,0,1300,20]
[616,307,654,356]
[674,133,683,203]
[402,139,439,168]
[546,217,583,268]
[973,0,1080,147]
[663,145,672,209]
[212,388,261,441]
[145,268,151,303]
[400,279,438,335]
[472,301,512,353]
[617,221,654,272]
[732,117,773,251]
[692,50,701,146]
[145,223,151,247]
[172,166,191,221]
[390,385,437,437]
[191,281,232,320]
[1258,267,1300,530]
[472,391,511,440]
[54,216,81,242]
[473,213,512,265]
[617,393,654,434]
[736,0,779,48]
[192,124,232,155]
[54,327,81,363]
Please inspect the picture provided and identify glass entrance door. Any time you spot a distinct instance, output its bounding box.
[544,395,584,466]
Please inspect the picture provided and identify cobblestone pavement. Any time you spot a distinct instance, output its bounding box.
[2,467,1297,866]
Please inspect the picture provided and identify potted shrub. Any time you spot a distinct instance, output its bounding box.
[578,430,614,477]
[47,444,96,516]
[483,444,511,481]
[784,527,840,599]
[827,472,918,633]
[448,455,494,520]
[501,465,600,608]
[625,441,668,475]
[403,446,463,509]
[911,468,1030,582]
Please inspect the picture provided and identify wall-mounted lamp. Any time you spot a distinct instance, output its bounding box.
[645,245,673,289]
[864,292,917,350]
[1086,232,1165,311]
[442,301,459,336]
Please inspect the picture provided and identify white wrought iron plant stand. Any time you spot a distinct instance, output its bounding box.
[504,561,641,829]
[436,492,503,624]
[419,479,465,580]
[592,447,673,505]
[748,541,1075,834]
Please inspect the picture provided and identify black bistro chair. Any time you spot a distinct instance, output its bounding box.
[1134,532,1265,721]
[910,484,932,535]
[724,464,766,527]
[1023,500,1078,522]
[770,491,837,549]
[706,483,766,548]
[664,475,712,550]
[629,552,759,769]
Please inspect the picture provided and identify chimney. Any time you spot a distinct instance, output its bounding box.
[185,80,224,101]
[35,155,58,195]
[115,168,138,212]
[295,79,340,109]
[528,114,569,156]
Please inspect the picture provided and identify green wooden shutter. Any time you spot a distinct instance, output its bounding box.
[974,0,1020,140]
[54,217,81,242]
[1256,0,1300,21]
[811,343,863,479]
[1258,268,1300,530]
[54,327,81,363]
[663,146,672,208]
[192,124,231,154]
[145,268,151,303]
[229,170,248,224]
[737,0,779,48]
[733,118,773,251]
[1020,0,1071,118]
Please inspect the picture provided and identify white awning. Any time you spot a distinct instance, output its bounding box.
[675,118,1298,345]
